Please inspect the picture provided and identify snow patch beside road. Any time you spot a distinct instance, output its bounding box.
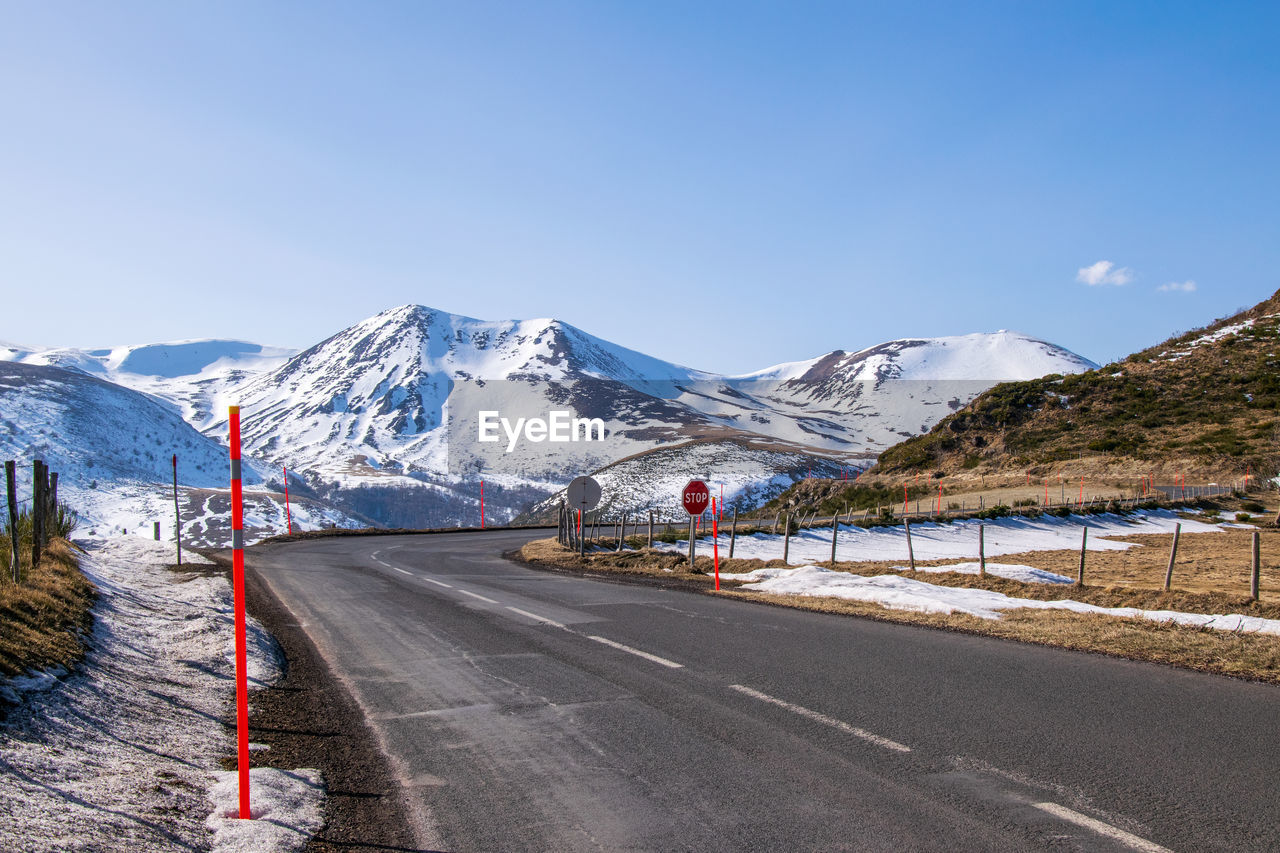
[737,565,1280,634]
[0,537,322,852]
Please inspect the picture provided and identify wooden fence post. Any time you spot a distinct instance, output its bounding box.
[49,471,58,533]
[1163,523,1181,591]
[5,461,18,583]
[905,518,916,571]
[1077,526,1088,587]
[617,515,627,552]
[783,515,791,564]
[153,521,161,541]
[31,459,44,567]
[1251,530,1261,601]
[978,523,985,577]
[648,510,654,549]
[729,508,738,559]
[830,514,839,564]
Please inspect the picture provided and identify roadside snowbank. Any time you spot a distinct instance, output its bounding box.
[738,566,1280,634]
[0,536,323,852]
[721,562,1074,585]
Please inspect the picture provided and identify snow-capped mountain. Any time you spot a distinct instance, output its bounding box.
[0,362,356,545]
[211,306,739,522]
[2,306,1096,528]
[701,331,1099,452]
[3,338,295,429]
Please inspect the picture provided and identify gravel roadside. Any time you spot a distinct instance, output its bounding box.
[238,558,429,853]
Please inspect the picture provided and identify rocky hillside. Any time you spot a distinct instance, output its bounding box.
[868,289,1280,484]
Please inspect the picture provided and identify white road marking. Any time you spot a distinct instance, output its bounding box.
[728,684,912,753]
[506,607,567,629]
[1031,802,1172,853]
[459,589,499,604]
[586,635,684,669]
[393,567,413,576]
[423,578,453,589]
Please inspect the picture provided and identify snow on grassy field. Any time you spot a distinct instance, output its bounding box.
[733,565,1280,635]
[659,509,1223,566]
[0,537,322,852]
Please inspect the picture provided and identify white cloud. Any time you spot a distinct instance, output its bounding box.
[1158,280,1197,293]
[1076,260,1135,286]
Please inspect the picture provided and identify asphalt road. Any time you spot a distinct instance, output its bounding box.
[248,530,1280,852]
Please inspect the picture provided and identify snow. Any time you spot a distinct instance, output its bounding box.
[722,561,1073,585]
[0,536,322,852]
[206,768,324,851]
[660,510,1221,565]
[736,566,1280,634]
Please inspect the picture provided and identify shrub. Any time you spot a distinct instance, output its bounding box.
[1236,512,1252,522]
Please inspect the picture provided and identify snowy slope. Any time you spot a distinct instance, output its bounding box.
[0,362,356,545]
[517,439,850,522]
[6,338,295,430]
[666,330,1098,453]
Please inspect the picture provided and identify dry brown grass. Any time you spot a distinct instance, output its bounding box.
[520,529,1280,683]
[0,539,97,679]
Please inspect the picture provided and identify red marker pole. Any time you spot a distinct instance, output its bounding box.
[228,407,251,820]
[1078,476,1084,508]
[480,480,485,529]
[903,483,909,515]
[282,466,292,535]
[711,498,720,590]
[172,454,182,568]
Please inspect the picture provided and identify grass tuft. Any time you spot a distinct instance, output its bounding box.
[0,538,96,680]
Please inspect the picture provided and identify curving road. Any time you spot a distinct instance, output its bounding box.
[247,530,1280,852]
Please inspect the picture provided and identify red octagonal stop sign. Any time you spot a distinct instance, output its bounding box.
[682,479,710,516]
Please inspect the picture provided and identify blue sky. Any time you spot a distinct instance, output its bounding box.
[1,1,1276,372]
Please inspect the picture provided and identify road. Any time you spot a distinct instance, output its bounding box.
[248,529,1280,852]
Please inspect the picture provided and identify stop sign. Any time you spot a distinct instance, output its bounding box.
[682,480,710,516]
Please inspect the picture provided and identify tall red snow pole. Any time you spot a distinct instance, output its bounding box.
[480,480,485,529]
[228,407,251,819]
[711,498,720,590]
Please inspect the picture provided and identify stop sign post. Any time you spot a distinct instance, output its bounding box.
[567,476,601,557]
[682,480,709,566]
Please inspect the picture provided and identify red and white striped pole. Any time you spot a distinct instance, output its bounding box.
[282,466,292,535]
[228,407,251,820]
[711,498,720,590]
